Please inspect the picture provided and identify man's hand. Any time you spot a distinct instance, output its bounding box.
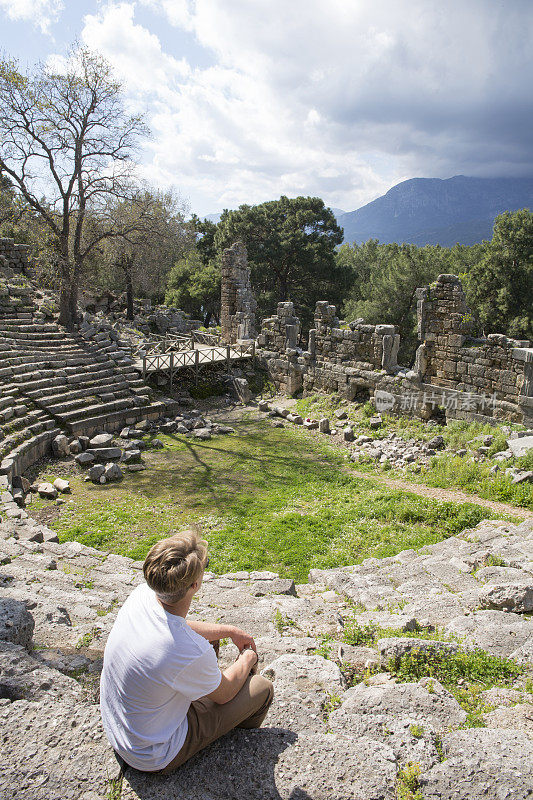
[229,626,257,654]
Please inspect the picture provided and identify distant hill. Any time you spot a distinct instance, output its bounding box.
[204,212,222,224]
[337,176,533,246]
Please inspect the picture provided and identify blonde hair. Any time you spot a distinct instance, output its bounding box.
[143,528,208,603]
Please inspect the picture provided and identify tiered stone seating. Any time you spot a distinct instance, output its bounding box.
[0,275,173,480]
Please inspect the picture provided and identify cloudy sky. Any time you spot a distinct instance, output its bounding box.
[1,0,532,216]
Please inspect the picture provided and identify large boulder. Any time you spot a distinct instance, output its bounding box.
[261,654,346,733]
[478,581,533,613]
[51,435,70,458]
[87,447,122,462]
[0,599,34,651]
[0,642,83,702]
[0,697,118,800]
[420,729,533,799]
[377,637,461,664]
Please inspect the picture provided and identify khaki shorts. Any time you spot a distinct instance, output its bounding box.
[158,672,274,774]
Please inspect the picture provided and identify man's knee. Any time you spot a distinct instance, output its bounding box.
[251,674,274,705]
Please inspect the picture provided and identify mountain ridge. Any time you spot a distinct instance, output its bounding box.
[337,175,533,246]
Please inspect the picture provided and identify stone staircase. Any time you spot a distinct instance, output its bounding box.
[0,275,175,483]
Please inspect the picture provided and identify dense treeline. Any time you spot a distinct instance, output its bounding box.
[166,204,531,362]
[339,209,532,361]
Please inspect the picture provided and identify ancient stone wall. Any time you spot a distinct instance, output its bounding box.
[220,241,256,343]
[0,238,30,276]
[257,274,533,426]
[415,275,531,420]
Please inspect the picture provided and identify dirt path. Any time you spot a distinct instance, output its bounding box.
[349,469,533,519]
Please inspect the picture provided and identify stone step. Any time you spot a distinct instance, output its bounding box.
[47,388,135,415]
[0,323,61,333]
[0,395,18,412]
[67,400,168,436]
[39,381,136,407]
[15,366,120,392]
[60,397,137,423]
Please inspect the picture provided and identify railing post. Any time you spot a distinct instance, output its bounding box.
[169,351,174,392]
[252,340,256,367]
[195,348,200,384]
[226,345,231,372]
[142,356,146,380]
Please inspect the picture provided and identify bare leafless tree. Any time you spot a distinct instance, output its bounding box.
[0,47,149,327]
[98,189,194,319]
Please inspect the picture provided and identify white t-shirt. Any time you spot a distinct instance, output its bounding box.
[100,583,222,771]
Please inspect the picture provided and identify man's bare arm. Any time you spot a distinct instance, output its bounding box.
[207,649,258,704]
[187,620,256,652]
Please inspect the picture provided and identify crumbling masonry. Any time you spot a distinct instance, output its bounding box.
[257,274,533,426]
[220,241,256,343]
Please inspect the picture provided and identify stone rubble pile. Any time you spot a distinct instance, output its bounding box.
[79,290,203,338]
[0,515,532,799]
[260,400,533,480]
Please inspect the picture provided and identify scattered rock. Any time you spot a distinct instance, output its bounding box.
[52,478,70,494]
[51,435,70,458]
[343,426,354,442]
[507,436,533,458]
[37,482,58,500]
[88,433,114,448]
[88,464,105,482]
[319,418,331,434]
[75,452,95,466]
[104,463,123,482]
[478,581,533,613]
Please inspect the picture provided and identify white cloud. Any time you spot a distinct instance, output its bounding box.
[0,0,63,34]
[80,0,533,215]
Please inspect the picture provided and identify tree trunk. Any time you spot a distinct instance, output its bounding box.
[58,261,78,330]
[204,311,212,328]
[126,275,134,321]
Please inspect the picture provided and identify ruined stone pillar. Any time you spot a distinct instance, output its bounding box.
[220,241,257,344]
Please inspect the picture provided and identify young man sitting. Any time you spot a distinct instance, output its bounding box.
[100,529,274,774]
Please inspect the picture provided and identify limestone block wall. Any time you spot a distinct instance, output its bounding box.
[0,238,30,275]
[220,241,256,343]
[416,274,532,423]
[257,275,533,425]
[258,300,400,399]
[256,302,304,394]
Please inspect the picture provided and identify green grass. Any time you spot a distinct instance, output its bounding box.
[31,416,514,582]
[388,646,526,727]
[412,455,533,509]
[343,620,459,647]
[396,762,424,800]
[296,393,533,510]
